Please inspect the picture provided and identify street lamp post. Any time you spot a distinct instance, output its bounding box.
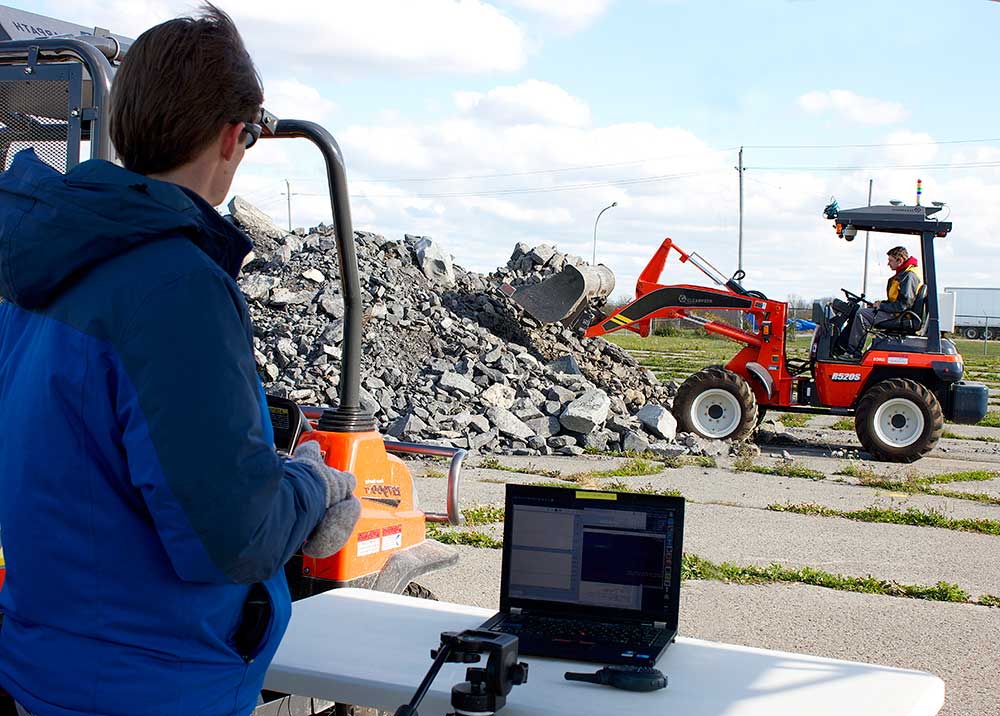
[592,201,617,265]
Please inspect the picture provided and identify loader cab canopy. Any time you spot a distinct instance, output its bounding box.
[826,200,951,353]
[0,5,134,171]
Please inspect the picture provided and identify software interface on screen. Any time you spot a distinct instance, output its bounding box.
[507,497,677,614]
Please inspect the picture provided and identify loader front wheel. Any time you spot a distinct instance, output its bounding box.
[673,368,758,441]
[855,379,943,462]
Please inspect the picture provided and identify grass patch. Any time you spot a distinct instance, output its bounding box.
[681,554,970,603]
[604,480,682,498]
[566,457,664,483]
[478,456,562,479]
[422,468,446,479]
[942,430,1000,444]
[831,418,855,431]
[835,461,881,480]
[426,524,503,549]
[980,594,1000,608]
[977,410,1000,428]
[661,455,717,468]
[769,502,1000,536]
[462,505,506,525]
[778,413,812,428]
[927,470,999,484]
[837,465,1000,505]
[733,456,825,480]
[522,480,581,488]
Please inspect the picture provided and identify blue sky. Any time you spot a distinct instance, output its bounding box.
[14,0,1000,302]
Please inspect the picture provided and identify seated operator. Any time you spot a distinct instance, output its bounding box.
[839,246,923,357]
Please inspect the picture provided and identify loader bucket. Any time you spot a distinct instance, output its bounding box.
[510,263,615,326]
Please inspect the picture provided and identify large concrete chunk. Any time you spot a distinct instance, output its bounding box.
[412,236,456,287]
[637,403,677,441]
[228,195,287,242]
[439,371,479,396]
[486,407,534,440]
[559,388,611,434]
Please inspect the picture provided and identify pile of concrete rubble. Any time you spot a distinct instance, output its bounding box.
[229,197,728,457]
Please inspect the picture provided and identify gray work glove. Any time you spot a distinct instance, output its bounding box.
[292,441,362,558]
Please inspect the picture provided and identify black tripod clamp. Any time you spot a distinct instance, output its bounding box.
[395,629,528,716]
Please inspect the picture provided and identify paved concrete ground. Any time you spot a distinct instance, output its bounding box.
[409,416,1000,716]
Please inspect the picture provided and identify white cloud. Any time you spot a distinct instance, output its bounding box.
[798,89,908,125]
[500,0,612,31]
[881,130,939,166]
[262,78,337,124]
[31,0,530,75]
[455,80,591,126]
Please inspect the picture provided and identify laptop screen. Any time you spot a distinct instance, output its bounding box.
[500,484,684,625]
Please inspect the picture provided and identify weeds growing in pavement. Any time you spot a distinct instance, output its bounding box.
[567,457,664,482]
[733,456,825,480]
[603,480,682,497]
[980,594,1000,608]
[976,410,1000,428]
[942,431,1000,443]
[478,456,562,479]
[426,525,503,549]
[768,502,1000,536]
[778,413,812,428]
[831,418,855,431]
[661,454,718,469]
[680,554,971,603]
[461,505,506,525]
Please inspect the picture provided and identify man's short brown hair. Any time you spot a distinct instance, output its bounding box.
[110,3,263,175]
[887,246,909,261]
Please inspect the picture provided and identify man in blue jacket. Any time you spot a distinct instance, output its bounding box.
[0,5,359,715]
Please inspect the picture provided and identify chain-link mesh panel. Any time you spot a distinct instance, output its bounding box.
[0,79,73,172]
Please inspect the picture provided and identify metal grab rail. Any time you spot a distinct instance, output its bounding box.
[301,406,465,526]
[383,441,466,527]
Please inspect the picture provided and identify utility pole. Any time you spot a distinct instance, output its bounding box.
[737,146,744,273]
[862,178,873,296]
[285,179,292,231]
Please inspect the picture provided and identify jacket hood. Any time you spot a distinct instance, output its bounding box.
[0,149,252,309]
[895,256,919,274]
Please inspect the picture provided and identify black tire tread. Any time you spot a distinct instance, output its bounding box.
[673,367,758,441]
[854,378,943,463]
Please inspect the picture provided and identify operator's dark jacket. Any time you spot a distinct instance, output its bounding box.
[0,150,328,716]
[879,258,923,316]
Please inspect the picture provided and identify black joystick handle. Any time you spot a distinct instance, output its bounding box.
[564,665,667,692]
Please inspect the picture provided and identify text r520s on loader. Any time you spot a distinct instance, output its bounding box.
[583,202,989,463]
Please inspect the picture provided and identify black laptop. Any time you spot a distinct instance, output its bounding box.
[481,484,685,666]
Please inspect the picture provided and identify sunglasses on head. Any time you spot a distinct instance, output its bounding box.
[237,120,262,149]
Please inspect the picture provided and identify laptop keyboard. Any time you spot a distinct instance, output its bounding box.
[489,614,661,646]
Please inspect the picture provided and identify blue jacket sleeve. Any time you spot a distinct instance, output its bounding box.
[117,266,328,584]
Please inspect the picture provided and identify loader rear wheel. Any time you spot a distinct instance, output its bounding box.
[673,368,758,441]
[855,379,943,462]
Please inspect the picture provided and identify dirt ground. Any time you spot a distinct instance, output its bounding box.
[410,412,1000,716]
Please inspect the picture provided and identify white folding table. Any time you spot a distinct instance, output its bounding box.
[265,588,944,716]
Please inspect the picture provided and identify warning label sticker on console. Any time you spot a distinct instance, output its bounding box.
[381,524,402,551]
[357,528,381,556]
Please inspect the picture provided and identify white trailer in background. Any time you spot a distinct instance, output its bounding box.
[943,287,1000,339]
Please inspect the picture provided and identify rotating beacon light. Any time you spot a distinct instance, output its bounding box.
[916,178,922,206]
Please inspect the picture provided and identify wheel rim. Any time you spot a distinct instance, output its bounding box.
[964,328,978,339]
[690,388,742,438]
[872,397,925,448]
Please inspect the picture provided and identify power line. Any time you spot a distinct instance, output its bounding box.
[350,169,716,199]
[743,137,1000,150]
[747,160,1000,172]
[351,148,737,184]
